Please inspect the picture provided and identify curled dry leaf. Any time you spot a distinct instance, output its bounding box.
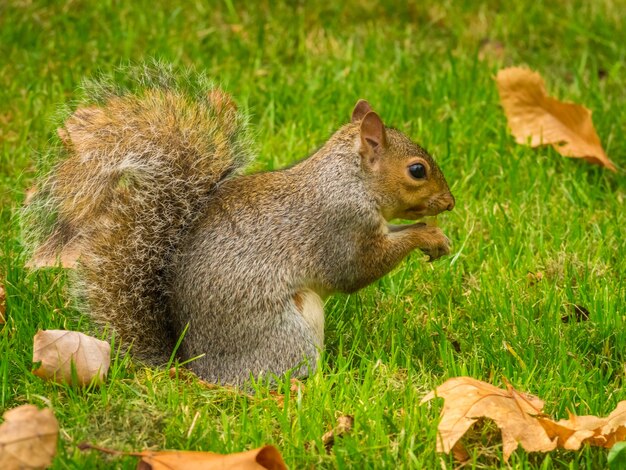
[79,442,287,470]
[421,377,556,460]
[423,377,626,461]
[0,405,59,470]
[496,67,616,171]
[322,414,355,453]
[538,401,626,450]
[33,330,111,386]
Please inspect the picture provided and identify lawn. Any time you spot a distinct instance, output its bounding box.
[1,0,625,468]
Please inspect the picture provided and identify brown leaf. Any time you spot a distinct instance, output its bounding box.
[421,377,556,460]
[451,442,470,462]
[0,405,59,470]
[33,330,111,386]
[539,401,626,450]
[0,283,5,325]
[79,442,287,469]
[496,67,616,171]
[424,377,626,461]
[321,415,354,453]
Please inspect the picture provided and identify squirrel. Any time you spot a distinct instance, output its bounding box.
[24,65,455,385]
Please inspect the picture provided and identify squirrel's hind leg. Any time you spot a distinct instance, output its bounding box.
[291,288,325,347]
[186,300,323,386]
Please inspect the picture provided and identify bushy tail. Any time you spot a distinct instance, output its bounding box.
[23,63,251,363]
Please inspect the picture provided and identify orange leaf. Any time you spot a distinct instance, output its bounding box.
[424,377,626,461]
[79,443,287,469]
[496,67,616,171]
[421,377,557,460]
[539,401,626,450]
[32,330,111,386]
[0,405,59,470]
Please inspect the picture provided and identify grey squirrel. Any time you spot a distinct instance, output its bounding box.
[24,65,455,385]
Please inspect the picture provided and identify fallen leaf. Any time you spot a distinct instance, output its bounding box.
[423,377,626,461]
[0,405,59,470]
[539,401,626,450]
[321,415,354,453]
[33,330,111,386]
[421,377,557,460]
[79,442,287,469]
[451,442,470,462]
[0,283,5,325]
[496,67,616,171]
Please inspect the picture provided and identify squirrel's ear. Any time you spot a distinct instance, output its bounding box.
[359,111,386,157]
[351,99,373,123]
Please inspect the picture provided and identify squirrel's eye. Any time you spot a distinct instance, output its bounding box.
[409,163,427,179]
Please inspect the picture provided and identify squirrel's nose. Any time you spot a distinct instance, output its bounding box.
[445,194,455,211]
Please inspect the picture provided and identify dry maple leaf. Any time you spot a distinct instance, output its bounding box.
[0,405,59,470]
[79,442,287,470]
[496,67,616,171]
[32,330,111,386]
[539,401,626,450]
[423,377,626,461]
[421,377,557,460]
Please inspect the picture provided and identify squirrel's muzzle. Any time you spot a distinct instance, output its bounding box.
[444,193,455,211]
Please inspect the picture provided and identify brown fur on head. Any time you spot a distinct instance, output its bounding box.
[351,100,455,221]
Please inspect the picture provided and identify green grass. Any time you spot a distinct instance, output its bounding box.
[1,0,625,468]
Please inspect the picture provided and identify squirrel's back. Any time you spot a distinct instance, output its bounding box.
[23,64,251,363]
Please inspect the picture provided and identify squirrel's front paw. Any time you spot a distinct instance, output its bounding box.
[417,226,450,261]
